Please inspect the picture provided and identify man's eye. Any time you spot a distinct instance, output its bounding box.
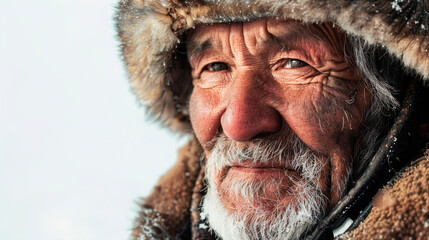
[204,62,230,72]
[283,59,308,69]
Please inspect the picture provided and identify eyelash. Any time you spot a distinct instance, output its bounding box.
[203,62,230,72]
[196,58,312,82]
[201,58,308,72]
[280,59,309,69]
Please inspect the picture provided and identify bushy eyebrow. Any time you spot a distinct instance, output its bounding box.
[264,32,290,51]
[187,39,213,62]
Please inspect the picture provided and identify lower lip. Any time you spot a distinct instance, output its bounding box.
[227,166,299,179]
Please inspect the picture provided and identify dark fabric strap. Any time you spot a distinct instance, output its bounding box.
[191,161,217,240]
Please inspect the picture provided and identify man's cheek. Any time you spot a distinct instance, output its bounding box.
[189,89,221,146]
[283,96,359,154]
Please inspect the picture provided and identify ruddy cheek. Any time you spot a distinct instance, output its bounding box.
[284,94,358,154]
[285,110,331,152]
[189,89,221,146]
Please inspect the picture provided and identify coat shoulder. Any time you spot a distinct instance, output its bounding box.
[131,138,203,239]
[343,148,429,239]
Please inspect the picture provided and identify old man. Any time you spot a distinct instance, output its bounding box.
[116,0,429,239]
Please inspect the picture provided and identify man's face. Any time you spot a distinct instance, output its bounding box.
[187,18,370,238]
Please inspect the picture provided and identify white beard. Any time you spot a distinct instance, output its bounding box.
[202,134,338,240]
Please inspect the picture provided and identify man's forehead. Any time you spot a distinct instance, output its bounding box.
[187,18,344,59]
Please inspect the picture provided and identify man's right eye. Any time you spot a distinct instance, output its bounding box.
[203,62,230,72]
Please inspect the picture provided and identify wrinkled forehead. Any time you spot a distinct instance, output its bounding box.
[187,18,347,60]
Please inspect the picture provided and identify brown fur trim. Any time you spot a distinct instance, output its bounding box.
[116,0,429,133]
[131,137,203,239]
[340,148,429,239]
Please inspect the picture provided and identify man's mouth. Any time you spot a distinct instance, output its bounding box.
[219,160,301,183]
[215,160,304,209]
[233,161,289,169]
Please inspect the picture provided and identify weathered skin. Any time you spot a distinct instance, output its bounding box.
[188,18,371,214]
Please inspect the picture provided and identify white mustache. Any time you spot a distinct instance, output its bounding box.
[205,132,325,183]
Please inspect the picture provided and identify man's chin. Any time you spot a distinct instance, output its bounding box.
[203,176,327,240]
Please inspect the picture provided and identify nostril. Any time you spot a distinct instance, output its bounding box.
[251,110,283,139]
[221,106,282,142]
[253,131,277,140]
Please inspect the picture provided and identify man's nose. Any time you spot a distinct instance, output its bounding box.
[220,72,282,141]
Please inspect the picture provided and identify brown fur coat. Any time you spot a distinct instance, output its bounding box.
[340,149,429,239]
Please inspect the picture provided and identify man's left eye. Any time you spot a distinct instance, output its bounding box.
[204,62,230,72]
[282,59,309,69]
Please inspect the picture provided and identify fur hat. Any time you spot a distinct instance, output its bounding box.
[115,0,429,133]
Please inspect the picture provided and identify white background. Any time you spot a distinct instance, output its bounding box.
[0,1,188,239]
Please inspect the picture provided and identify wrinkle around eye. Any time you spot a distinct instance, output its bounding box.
[194,70,231,89]
[204,62,230,72]
[276,59,309,69]
[273,65,321,84]
[286,74,356,100]
[192,57,232,81]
